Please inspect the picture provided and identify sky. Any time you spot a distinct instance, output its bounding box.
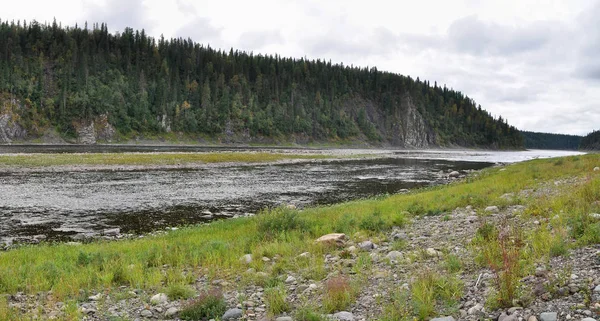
[3,0,600,135]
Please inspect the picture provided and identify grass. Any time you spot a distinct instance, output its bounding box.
[322,276,354,313]
[0,151,331,167]
[166,283,196,300]
[411,271,463,320]
[264,285,291,316]
[179,289,227,320]
[0,154,599,317]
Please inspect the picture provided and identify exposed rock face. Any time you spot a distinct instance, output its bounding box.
[74,120,97,144]
[0,114,27,144]
[73,114,116,144]
[399,95,434,147]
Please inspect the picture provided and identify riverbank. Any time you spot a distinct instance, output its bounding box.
[0,154,599,320]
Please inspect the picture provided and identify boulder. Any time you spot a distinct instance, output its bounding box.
[315,233,347,245]
[223,308,243,320]
[333,311,354,321]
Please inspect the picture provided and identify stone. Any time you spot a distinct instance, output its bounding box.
[468,303,483,315]
[102,228,120,236]
[391,231,408,241]
[485,206,499,213]
[431,317,455,321]
[333,311,354,321]
[150,293,168,305]
[593,284,600,293]
[88,293,102,301]
[581,318,597,321]
[539,312,557,321]
[316,233,347,245]
[590,213,600,220]
[426,248,440,258]
[594,167,599,171]
[140,309,153,318]
[276,317,293,321]
[386,251,404,261]
[358,240,375,251]
[347,246,357,252]
[223,308,243,320]
[285,275,296,284]
[528,317,538,321]
[240,254,252,264]
[466,215,479,223]
[508,307,522,314]
[499,313,518,321]
[165,307,179,317]
[298,252,311,258]
[449,171,460,178]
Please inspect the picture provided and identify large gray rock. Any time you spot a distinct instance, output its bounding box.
[333,311,354,321]
[539,312,557,321]
[223,308,243,320]
[431,317,455,321]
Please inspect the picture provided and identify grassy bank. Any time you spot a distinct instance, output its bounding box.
[0,154,599,320]
[0,152,331,168]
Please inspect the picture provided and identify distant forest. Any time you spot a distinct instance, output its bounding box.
[521,131,582,150]
[0,20,523,148]
[579,131,600,150]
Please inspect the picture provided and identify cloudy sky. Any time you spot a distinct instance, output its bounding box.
[4,0,599,135]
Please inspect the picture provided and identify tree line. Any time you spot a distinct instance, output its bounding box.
[0,19,523,147]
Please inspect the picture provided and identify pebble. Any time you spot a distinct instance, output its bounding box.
[285,276,296,284]
[449,171,460,178]
[88,293,102,301]
[223,308,243,320]
[276,317,293,321]
[333,311,354,321]
[594,167,599,171]
[499,313,517,321]
[539,312,557,321]
[431,317,455,321]
[140,309,152,318]
[468,303,483,315]
[581,318,597,321]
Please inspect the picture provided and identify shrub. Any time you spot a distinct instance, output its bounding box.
[256,207,307,239]
[444,254,462,273]
[180,289,227,321]
[166,283,195,300]
[482,223,524,308]
[264,286,290,315]
[323,276,353,313]
[359,210,388,232]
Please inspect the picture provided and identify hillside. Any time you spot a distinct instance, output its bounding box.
[580,130,600,150]
[0,20,522,148]
[521,131,582,150]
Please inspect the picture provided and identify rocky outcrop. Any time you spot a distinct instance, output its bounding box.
[0,114,27,144]
[398,95,435,148]
[73,114,116,144]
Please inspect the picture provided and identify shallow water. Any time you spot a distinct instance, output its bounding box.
[0,146,585,244]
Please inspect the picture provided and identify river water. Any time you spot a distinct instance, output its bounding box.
[0,146,584,244]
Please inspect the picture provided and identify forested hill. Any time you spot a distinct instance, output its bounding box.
[579,131,600,150]
[0,20,523,148]
[521,131,582,150]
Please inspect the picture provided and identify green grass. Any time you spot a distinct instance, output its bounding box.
[264,285,291,316]
[0,154,598,317]
[179,289,227,320]
[0,152,330,167]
